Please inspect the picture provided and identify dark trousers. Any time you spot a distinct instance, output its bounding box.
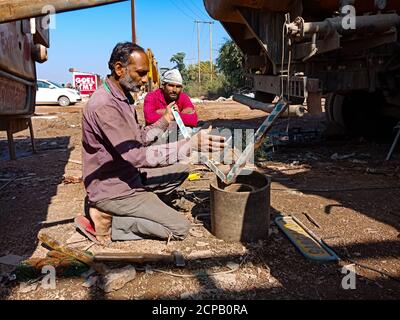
[93,163,191,241]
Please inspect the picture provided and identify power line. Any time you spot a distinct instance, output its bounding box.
[187,0,209,20]
[168,0,195,21]
[189,0,210,20]
[180,0,203,20]
[188,22,196,65]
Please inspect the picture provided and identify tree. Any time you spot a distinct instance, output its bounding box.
[216,39,245,93]
[170,52,186,73]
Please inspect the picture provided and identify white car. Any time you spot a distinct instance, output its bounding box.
[36,79,82,106]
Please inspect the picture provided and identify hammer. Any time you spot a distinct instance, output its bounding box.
[93,251,185,267]
[38,232,185,267]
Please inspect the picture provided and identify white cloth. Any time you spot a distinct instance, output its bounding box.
[161,69,183,85]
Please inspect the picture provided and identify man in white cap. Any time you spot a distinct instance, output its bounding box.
[144,69,198,127]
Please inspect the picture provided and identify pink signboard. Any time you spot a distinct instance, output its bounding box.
[73,73,98,95]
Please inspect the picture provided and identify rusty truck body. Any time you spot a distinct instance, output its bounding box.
[0,0,127,159]
[204,0,400,137]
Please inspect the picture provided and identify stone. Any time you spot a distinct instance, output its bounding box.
[97,266,136,293]
[19,282,39,294]
[195,241,209,247]
[0,254,24,266]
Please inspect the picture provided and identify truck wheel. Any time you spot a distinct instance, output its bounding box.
[325,93,346,128]
[325,91,394,139]
[255,91,276,103]
[58,96,70,107]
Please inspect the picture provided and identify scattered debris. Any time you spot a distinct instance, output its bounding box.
[302,212,322,229]
[227,262,240,271]
[211,273,237,288]
[366,168,386,175]
[190,98,204,104]
[62,175,82,184]
[82,276,98,288]
[32,115,58,120]
[19,282,39,294]
[305,152,320,160]
[0,254,24,266]
[68,159,82,165]
[331,152,356,160]
[195,241,209,247]
[80,268,96,279]
[189,229,203,238]
[180,291,197,300]
[66,232,88,245]
[0,178,16,192]
[171,197,193,212]
[97,266,136,293]
[350,159,368,164]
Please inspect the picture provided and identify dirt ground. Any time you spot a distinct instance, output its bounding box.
[0,100,399,300]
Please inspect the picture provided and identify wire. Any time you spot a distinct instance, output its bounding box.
[187,21,196,64]
[168,0,196,21]
[320,239,400,284]
[136,263,240,278]
[189,0,210,20]
[271,186,400,193]
[181,0,204,20]
[0,178,16,192]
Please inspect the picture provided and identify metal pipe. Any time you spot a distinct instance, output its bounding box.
[303,13,400,36]
[0,0,128,24]
[233,94,306,117]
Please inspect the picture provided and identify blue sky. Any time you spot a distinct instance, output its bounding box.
[36,0,230,84]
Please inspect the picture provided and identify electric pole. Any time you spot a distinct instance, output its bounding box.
[196,21,201,85]
[131,0,136,43]
[195,20,214,86]
[209,22,213,82]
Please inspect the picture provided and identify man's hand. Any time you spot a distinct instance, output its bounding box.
[163,102,176,123]
[190,126,226,153]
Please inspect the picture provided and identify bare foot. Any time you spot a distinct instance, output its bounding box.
[89,207,112,243]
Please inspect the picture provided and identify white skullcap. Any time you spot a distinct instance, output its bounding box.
[161,69,183,85]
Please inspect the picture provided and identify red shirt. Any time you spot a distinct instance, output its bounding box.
[144,88,198,127]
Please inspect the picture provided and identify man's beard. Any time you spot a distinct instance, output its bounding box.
[168,93,178,101]
[120,73,141,93]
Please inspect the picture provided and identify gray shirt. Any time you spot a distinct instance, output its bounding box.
[82,77,189,203]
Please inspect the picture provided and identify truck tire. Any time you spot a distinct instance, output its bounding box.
[325,93,346,128]
[255,91,276,103]
[58,96,70,107]
[326,91,395,139]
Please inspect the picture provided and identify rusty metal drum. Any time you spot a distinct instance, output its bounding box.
[210,171,271,242]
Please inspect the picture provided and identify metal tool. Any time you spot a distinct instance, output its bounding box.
[302,212,322,229]
[38,232,185,267]
[170,99,288,184]
[275,215,339,262]
[171,104,192,140]
[93,251,185,267]
[386,121,400,161]
[225,100,288,184]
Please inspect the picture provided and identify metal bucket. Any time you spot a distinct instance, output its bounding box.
[210,171,271,242]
